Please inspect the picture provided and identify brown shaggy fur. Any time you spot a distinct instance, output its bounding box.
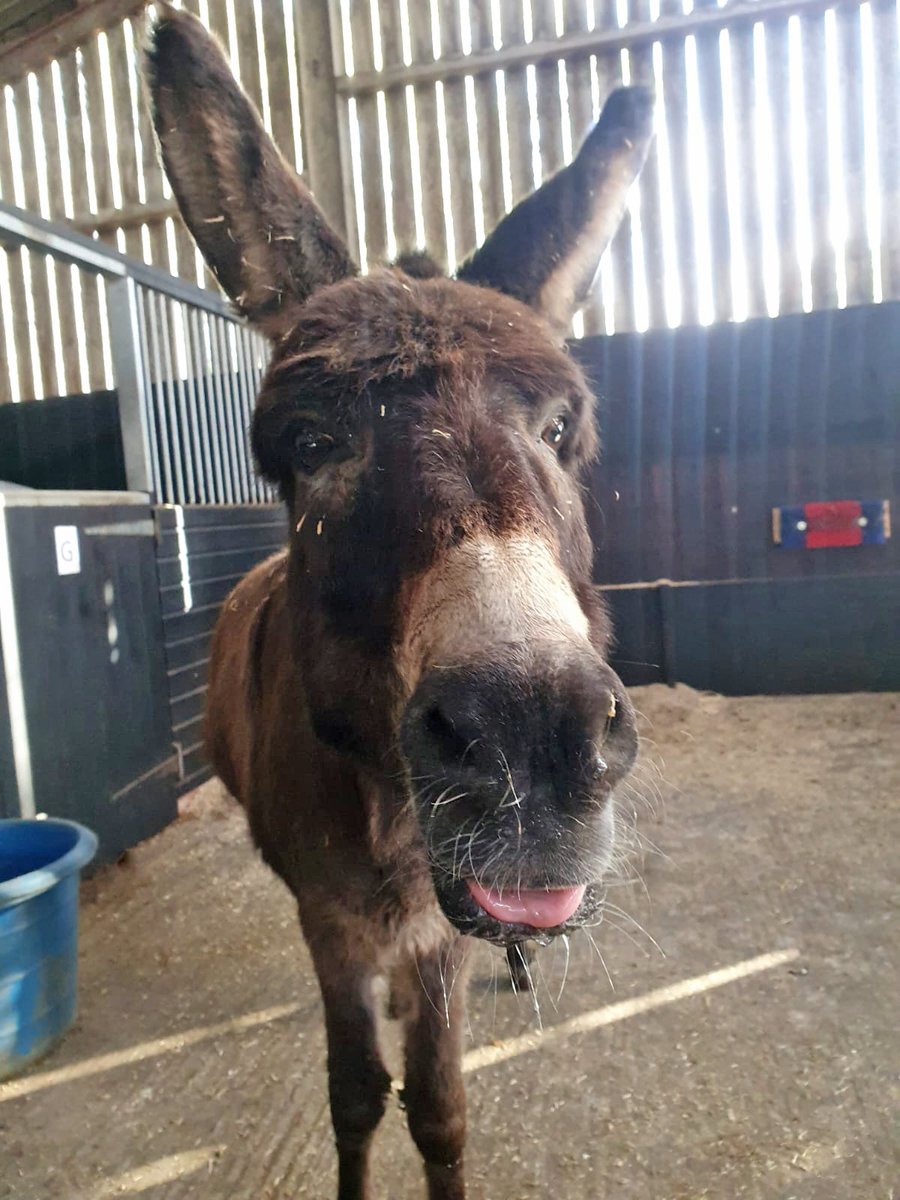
[148,8,654,1199]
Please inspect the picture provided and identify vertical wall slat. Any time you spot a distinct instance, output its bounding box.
[500,0,535,205]
[0,240,34,398]
[11,78,59,398]
[564,5,601,333]
[439,0,478,265]
[695,2,737,323]
[0,96,34,401]
[232,0,265,118]
[659,6,700,328]
[76,38,116,382]
[563,43,595,151]
[871,0,900,298]
[379,0,417,255]
[408,2,449,270]
[628,0,668,331]
[170,214,201,287]
[835,5,873,307]
[729,23,770,319]
[468,0,506,235]
[0,248,15,403]
[349,1,389,266]
[764,18,803,315]
[79,38,115,232]
[105,21,143,263]
[799,10,838,313]
[56,53,107,390]
[260,0,298,168]
[12,76,57,398]
[36,63,81,394]
[531,0,566,179]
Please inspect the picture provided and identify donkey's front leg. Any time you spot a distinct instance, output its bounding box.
[308,932,392,1200]
[402,938,472,1200]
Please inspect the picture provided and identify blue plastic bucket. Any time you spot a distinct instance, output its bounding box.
[0,818,97,1080]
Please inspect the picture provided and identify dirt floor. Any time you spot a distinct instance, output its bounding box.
[2,685,898,1200]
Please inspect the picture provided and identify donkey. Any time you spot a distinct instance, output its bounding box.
[148,9,653,1199]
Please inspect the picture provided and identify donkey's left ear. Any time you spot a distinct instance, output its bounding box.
[457,87,654,336]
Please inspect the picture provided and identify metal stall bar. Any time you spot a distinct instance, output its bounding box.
[105,274,154,497]
[203,309,236,506]
[0,199,269,506]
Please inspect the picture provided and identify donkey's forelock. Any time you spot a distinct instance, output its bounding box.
[254,272,589,435]
[262,270,589,399]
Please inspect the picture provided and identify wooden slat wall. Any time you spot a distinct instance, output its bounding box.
[155,503,287,790]
[0,0,307,404]
[1,0,899,408]
[331,0,900,337]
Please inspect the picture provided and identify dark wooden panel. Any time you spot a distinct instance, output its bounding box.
[604,587,667,688]
[0,391,126,491]
[574,301,900,587]
[670,575,900,693]
[162,603,223,646]
[156,523,286,560]
[180,743,210,786]
[155,503,285,531]
[156,543,284,590]
[606,574,900,694]
[172,693,206,736]
[164,631,213,673]
[155,502,287,794]
[168,658,209,699]
[160,573,246,618]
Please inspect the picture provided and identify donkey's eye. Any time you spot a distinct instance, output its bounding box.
[541,414,568,450]
[292,431,337,473]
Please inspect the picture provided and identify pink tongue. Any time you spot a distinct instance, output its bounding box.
[466,881,586,929]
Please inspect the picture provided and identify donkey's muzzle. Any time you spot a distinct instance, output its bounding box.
[400,655,638,942]
[402,657,637,803]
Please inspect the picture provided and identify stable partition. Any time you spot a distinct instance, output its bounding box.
[575,300,900,692]
[155,503,287,792]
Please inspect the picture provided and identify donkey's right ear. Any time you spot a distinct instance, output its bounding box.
[146,6,355,339]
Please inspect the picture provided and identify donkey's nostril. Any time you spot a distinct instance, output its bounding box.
[593,754,609,779]
[424,704,474,762]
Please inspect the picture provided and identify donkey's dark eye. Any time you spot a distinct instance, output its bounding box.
[541,414,568,450]
[292,431,337,473]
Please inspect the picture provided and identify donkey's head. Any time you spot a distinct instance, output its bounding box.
[149,9,653,948]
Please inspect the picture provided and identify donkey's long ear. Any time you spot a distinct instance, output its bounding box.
[458,87,654,335]
[146,6,354,339]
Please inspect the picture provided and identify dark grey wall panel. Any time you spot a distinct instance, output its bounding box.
[0,391,126,492]
[573,301,900,588]
[155,503,287,792]
[0,496,177,859]
[573,301,899,695]
[605,575,900,695]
